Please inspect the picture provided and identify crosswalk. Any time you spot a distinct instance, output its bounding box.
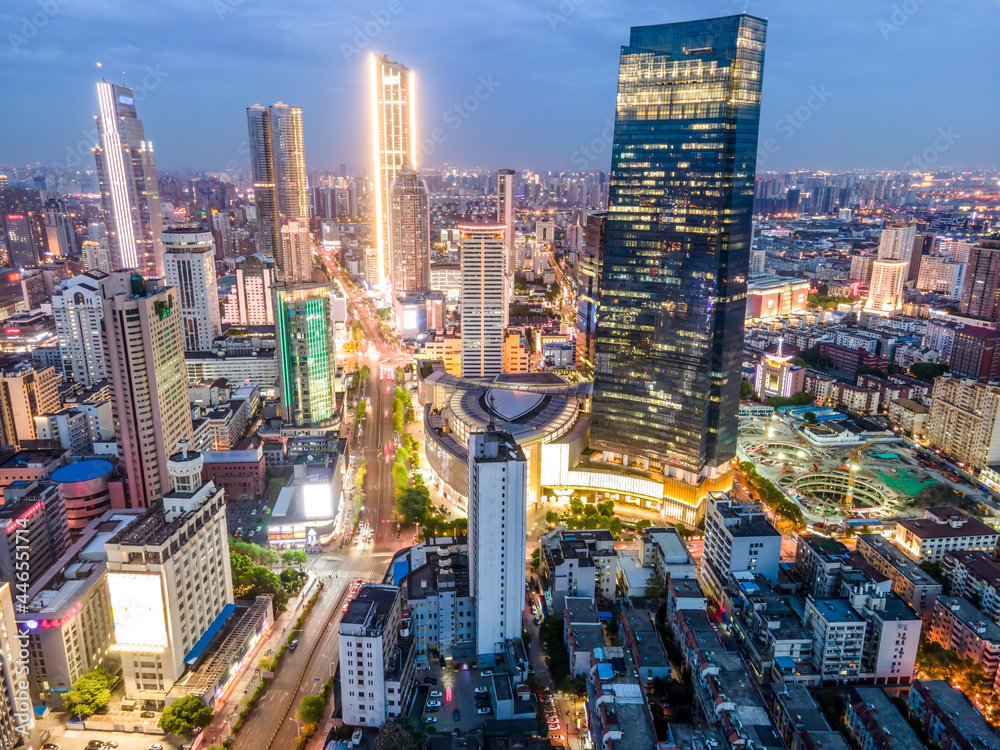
[311,567,387,585]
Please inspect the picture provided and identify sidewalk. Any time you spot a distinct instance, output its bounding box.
[200,573,319,747]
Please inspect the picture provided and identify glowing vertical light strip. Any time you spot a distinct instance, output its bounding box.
[369,54,385,295]
[97,83,139,269]
[408,70,417,170]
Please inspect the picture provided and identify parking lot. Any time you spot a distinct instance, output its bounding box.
[40,729,179,750]
[226,496,273,544]
[410,665,505,732]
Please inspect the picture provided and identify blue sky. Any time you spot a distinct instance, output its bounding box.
[2,0,998,174]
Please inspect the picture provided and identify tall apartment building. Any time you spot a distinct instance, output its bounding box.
[701,492,781,598]
[338,584,413,727]
[930,596,1000,689]
[908,679,1000,750]
[944,550,1000,623]
[280,219,312,283]
[0,481,71,590]
[247,103,308,270]
[575,212,605,372]
[163,228,222,352]
[275,282,338,427]
[948,326,1000,380]
[926,375,1000,471]
[535,219,555,248]
[370,54,416,296]
[389,162,431,294]
[104,445,232,704]
[856,533,942,615]
[235,253,276,325]
[497,169,516,277]
[94,81,163,277]
[916,255,966,300]
[52,271,109,387]
[864,260,908,316]
[591,16,766,494]
[468,426,526,659]
[101,271,193,507]
[460,224,507,378]
[959,238,1000,320]
[0,358,60,450]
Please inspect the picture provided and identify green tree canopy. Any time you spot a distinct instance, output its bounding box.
[392,459,410,490]
[545,510,560,524]
[910,361,948,382]
[63,670,115,717]
[158,695,213,735]
[644,572,667,603]
[230,538,279,566]
[582,504,598,517]
[395,485,430,523]
[740,379,754,401]
[609,517,623,536]
[297,694,327,725]
[635,519,652,531]
[569,497,583,515]
[375,718,421,750]
[281,550,307,566]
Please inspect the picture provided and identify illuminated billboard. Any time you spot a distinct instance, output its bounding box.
[302,482,333,519]
[107,573,168,650]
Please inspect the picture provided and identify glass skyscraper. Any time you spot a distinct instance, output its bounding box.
[591,15,767,487]
[275,282,338,427]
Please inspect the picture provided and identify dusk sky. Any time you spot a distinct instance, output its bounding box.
[2,0,998,175]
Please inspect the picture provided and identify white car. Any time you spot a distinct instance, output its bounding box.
[426,700,442,708]
[477,707,492,715]
[480,670,493,677]
[474,686,488,695]
[429,690,443,698]
[424,717,438,724]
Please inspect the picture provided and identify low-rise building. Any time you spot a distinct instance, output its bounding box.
[201,446,267,500]
[856,533,942,616]
[620,608,670,688]
[894,506,999,563]
[586,648,659,750]
[563,597,605,677]
[907,678,1000,750]
[842,685,923,750]
[930,596,1000,689]
[701,492,781,600]
[887,398,928,439]
[639,526,696,582]
[944,549,1000,623]
[540,527,617,611]
[794,534,854,598]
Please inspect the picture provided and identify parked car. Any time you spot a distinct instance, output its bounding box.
[148,745,163,750]
[140,711,156,718]
[424,717,438,724]
[426,700,442,708]
[424,677,438,685]
[42,744,58,750]
[106,743,118,748]
[477,707,492,715]
[429,690,443,698]
[480,670,493,677]
[425,706,440,713]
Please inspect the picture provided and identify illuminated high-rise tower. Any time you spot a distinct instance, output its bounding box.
[591,16,767,505]
[497,169,516,276]
[275,282,338,427]
[94,81,163,276]
[370,53,416,297]
[247,102,308,274]
[460,224,507,378]
[389,161,431,294]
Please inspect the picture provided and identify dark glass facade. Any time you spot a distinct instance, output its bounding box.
[591,15,767,479]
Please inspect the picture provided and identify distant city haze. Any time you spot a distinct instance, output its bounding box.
[2,0,997,172]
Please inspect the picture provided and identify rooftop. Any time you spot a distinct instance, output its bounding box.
[857,534,940,586]
[913,679,1000,750]
[340,584,398,637]
[897,510,998,540]
[847,686,924,750]
[936,596,1000,643]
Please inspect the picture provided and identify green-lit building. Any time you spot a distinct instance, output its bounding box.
[275,282,338,427]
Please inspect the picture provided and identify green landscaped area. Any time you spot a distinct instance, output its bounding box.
[873,469,937,496]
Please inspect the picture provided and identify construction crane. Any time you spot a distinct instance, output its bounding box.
[843,438,879,509]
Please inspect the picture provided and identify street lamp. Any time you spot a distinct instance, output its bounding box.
[289,717,302,737]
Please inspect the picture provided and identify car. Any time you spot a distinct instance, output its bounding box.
[87,741,104,747]
[453,709,461,721]
[426,700,442,708]
[439,656,446,667]
[106,743,118,748]
[480,670,493,677]
[343,603,349,612]
[251,509,257,515]
[425,706,439,713]
[424,717,438,724]
[474,686,488,694]
[477,707,492,715]
[140,711,156,718]
[476,701,490,709]
[429,690,443,698]
[148,745,163,750]
[290,639,298,649]
[547,718,560,726]
[42,744,58,750]
[423,676,438,685]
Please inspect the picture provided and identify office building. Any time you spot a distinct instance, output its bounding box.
[104,444,233,703]
[591,16,767,494]
[908,679,1000,750]
[275,282,337,427]
[235,253,276,325]
[864,260,908,316]
[4,212,39,268]
[279,219,312,283]
[460,224,506,378]
[370,54,416,296]
[754,342,805,400]
[894,506,999,563]
[101,271,193,507]
[389,161,430,294]
[497,169,516,276]
[0,358,60,450]
[338,583,414,727]
[16,510,143,707]
[468,426,526,659]
[52,271,109,387]
[163,228,222,352]
[746,274,811,320]
[534,219,555,248]
[926,376,1000,471]
[94,81,163,276]
[959,238,1000,320]
[247,103,308,269]
[575,212,605,372]
[701,492,781,599]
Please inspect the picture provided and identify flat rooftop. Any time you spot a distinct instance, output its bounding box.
[914,679,1000,750]
[340,584,398,637]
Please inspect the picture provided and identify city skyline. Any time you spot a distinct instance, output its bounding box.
[1,1,997,174]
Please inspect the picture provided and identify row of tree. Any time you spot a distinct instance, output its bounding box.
[738,461,804,526]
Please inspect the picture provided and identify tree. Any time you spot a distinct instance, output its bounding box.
[803,411,817,424]
[910,362,948,382]
[281,550,307,567]
[63,670,114,717]
[609,517,623,536]
[280,567,303,589]
[740,379,754,401]
[597,515,613,530]
[392,460,410,490]
[297,694,327,725]
[597,500,615,516]
[545,510,560,525]
[635,519,652,531]
[230,539,279,566]
[644,573,667,603]
[356,398,367,422]
[582,504,598,517]
[395,485,430,523]
[530,547,541,572]
[569,497,583,516]
[158,694,213,735]
[375,717,421,750]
